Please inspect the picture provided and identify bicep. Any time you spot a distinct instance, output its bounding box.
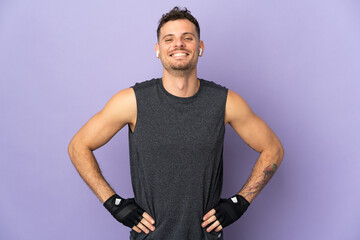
[226,89,280,153]
[70,88,136,151]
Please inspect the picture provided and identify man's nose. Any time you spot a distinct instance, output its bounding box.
[174,38,185,48]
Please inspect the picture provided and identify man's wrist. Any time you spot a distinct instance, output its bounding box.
[103,193,125,213]
[234,194,250,205]
[236,192,252,204]
[100,189,116,204]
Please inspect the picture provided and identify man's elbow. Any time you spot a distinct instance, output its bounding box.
[67,138,77,160]
[275,141,284,165]
[67,136,84,162]
[265,140,284,166]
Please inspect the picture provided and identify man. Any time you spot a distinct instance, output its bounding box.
[68,6,284,240]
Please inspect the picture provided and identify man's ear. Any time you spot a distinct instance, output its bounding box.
[155,43,159,58]
[199,40,205,56]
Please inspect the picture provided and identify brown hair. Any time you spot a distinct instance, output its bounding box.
[157,6,200,41]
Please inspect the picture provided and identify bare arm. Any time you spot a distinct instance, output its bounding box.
[67,88,137,203]
[225,89,284,203]
[202,89,284,233]
[68,87,156,234]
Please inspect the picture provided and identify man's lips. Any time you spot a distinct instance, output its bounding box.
[169,51,189,57]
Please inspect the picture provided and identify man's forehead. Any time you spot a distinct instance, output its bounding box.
[159,19,197,37]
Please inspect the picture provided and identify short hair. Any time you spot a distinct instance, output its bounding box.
[157,6,200,41]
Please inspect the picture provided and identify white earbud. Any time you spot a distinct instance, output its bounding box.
[199,48,203,56]
[156,50,160,58]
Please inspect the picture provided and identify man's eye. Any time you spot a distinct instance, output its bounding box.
[185,37,193,40]
[165,39,172,42]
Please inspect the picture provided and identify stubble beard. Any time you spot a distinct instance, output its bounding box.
[162,56,197,76]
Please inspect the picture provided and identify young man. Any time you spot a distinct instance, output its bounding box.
[68,7,284,240]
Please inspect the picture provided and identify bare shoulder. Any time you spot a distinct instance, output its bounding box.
[225,89,283,154]
[225,89,254,126]
[69,87,137,151]
[101,87,137,127]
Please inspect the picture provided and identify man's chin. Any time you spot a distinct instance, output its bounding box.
[171,67,190,71]
[162,61,197,74]
[169,63,193,71]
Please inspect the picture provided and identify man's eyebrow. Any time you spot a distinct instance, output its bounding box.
[161,32,196,40]
[162,34,174,40]
[182,32,196,37]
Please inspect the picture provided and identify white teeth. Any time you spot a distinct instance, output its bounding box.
[173,53,187,57]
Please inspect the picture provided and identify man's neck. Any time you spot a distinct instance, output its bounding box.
[162,69,200,98]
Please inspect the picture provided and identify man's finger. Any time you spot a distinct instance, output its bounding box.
[132,225,141,233]
[201,215,217,228]
[203,209,216,221]
[206,220,221,232]
[137,222,150,234]
[143,212,155,224]
[215,225,223,232]
[140,217,156,232]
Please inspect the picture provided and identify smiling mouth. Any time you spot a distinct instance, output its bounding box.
[170,52,189,57]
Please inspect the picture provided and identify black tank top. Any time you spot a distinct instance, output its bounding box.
[128,78,228,240]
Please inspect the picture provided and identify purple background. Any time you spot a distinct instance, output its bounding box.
[1,0,359,239]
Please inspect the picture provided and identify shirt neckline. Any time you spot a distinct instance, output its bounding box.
[157,78,202,103]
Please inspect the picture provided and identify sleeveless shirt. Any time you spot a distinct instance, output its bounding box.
[128,78,228,240]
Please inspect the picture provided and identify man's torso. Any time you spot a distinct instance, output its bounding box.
[127,78,228,240]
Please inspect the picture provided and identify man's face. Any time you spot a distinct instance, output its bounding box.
[156,19,204,74]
